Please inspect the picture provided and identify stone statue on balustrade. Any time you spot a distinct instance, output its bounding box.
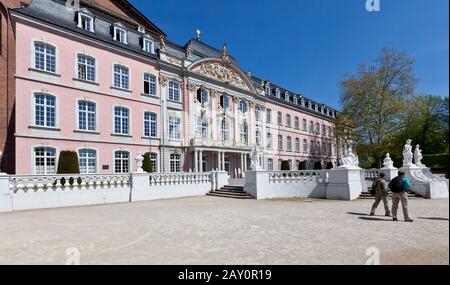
[135,154,144,173]
[340,147,360,169]
[382,153,395,169]
[402,139,414,167]
[414,145,425,167]
[250,145,262,171]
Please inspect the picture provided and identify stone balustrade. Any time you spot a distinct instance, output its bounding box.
[364,169,380,181]
[267,170,329,184]
[148,172,211,186]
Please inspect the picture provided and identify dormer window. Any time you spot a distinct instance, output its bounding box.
[265,86,271,96]
[77,9,94,32]
[143,38,155,54]
[137,25,146,33]
[293,96,298,105]
[284,92,290,102]
[113,24,127,44]
[275,88,280,98]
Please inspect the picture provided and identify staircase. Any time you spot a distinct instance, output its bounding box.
[359,187,423,200]
[207,186,254,199]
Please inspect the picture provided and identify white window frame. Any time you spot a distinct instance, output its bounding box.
[77,12,94,32]
[76,99,97,132]
[33,146,57,175]
[143,73,157,96]
[113,26,128,44]
[114,150,130,173]
[112,64,130,90]
[32,41,57,73]
[168,81,181,102]
[144,111,157,138]
[169,117,181,140]
[143,38,155,54]
[170,154,181,173]
[78,148,97,174]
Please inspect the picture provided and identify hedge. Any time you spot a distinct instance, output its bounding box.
[280,160,291,171]
[142,153,154,173]
[57,151,80,174]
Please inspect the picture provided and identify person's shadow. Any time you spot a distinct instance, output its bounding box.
[418,217,449,221]
[346,212,392,222]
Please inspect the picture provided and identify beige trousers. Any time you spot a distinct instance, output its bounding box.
[391,192,410,220]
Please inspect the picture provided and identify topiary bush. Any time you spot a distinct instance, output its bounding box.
[142,153,154,173]
[280,160,291,171]
[298,161,307,170]
[57,151,80,174]
[313,161,323,170]
[326,161,334,169]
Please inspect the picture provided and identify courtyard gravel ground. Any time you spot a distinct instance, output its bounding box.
[0,196,448,265]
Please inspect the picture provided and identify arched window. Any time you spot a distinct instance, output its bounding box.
[114,151,130,173]
[77,9,94,32]
[220,94,230,109]
[144,112,157,137]
[34,42,56,73]
[240,122,248,144]
[79,148,97,174]
[113,64,129,89]
[77,54,96,82]
[143,73,157,96]
[196,116,209,138]
[220,119,230,141]
[77,100,96,131]
[34,93,56,127]
[284,92,290,102]
[34,147,57,174]
[143,38,155,54]
[275,88,280,98]
[114,106,129,135]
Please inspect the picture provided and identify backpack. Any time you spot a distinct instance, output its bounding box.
[370,179,380,196]
[390,177,404,193]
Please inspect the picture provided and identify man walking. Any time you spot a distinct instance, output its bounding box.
[389,171,414,222]
[370,172,391,216]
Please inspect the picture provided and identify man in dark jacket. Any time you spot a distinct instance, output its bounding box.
[370,172,391,216]
[389,171,414,222]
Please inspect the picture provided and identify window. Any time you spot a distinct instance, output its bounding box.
[316,123,320,134]
[303,119,307,131]
[287,136,292,152]
[295,138,300,152]
[113,65,129,89]
[34,43,56,73]
[143,73,157,96]
[267,159,273,171]
[77,54,96,82]
[114,107,129,135]
[150,153,158,172]
[143,38,155,54]
[169,117,181,139]
[310,140,315,154]
[168,81,180,102]
[34,93,56,127]
[79,149,97,174]
[113,26,127,44]
[309,121,314,133]
[197,116,208,138]
[303,139,308,153]
[144,112,157,137]
[34,147,56,174]
[256,127,262,146]
[77,100,96,131]
[317,142,321,155]
[277,111,282,126]
[328,143,333,156]
[294,116,300,129]
[220,119,230,141]
[219,94,230,109]
[114,151,129,173]
[328,126,332,137]
[240,122,248,144]
[266,133,273,149]
[77,12,94,32]
[322,124,326,136]
[196,88,209,104]
[266,109,272,123]
[170,154,181,172]
[278,135,283,151]
[284,92,290,102]
[255,105,262,122]
[286,114,291,128]
[275,89,280,98]
[322,141,327,156]
[293,96,298,105]
[239,100,248,114]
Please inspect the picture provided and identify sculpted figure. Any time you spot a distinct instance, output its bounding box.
[402,139,414,167]
[414,145,424,167]
[383,153,394,168]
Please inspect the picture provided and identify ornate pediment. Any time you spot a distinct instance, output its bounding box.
[195,62,250,91]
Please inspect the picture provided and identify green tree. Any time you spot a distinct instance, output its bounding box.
[339,47,418,167]
[142,153,154,173]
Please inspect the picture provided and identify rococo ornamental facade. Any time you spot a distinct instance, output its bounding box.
[0,0,338,175]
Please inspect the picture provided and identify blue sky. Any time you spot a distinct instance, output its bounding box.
[129,0,449,109]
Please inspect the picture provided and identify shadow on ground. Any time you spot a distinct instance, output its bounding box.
[418,217,449,221]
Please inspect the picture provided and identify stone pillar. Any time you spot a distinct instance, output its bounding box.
[0,174,12,212]
[380,167,398,181]
[326,168,363,201]
[217,152,221,171]
[240,153,244,177]
[199,150,203,172]
[194,150,198,173]
[222,152,226,172]
[244,154,248,171]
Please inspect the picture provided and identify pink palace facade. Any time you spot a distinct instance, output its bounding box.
[9,0,338,175]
